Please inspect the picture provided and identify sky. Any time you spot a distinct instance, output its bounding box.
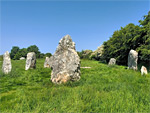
[0,0,149,55]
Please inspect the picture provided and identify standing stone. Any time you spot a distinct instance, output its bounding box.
[141,66,148,75]
[44,57,50,68]
[48,35,81,84]
[128,49,138,70]
[2,51,12,74]
[25,52,36,70]
[20,57,25,60]
[108,58,116,65]
[90,45,104,60]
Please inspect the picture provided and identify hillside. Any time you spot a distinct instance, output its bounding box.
[0,59,150,112]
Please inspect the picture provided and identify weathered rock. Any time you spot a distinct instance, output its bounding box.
[81,67,91,68]
[25,52,36,70]
[80,50,93,59]
[44,57,50,68]
[48,35,80,84]
[90,45,104,60]
[108,58,116,65]
[141,66,148,75]
[2,51,12,74]
[20,57,25,60]
[128,49,138,70]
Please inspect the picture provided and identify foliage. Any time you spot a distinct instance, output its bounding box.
[27,45,41,58]
[19,48,28,58]
[45,53,52,57]
[0,59,150,112]
[13,52,21,60]
[40,53,45,58]
[78,50,93,59]
[13,48,28,60]
[137,11,150,63]
[102,11,150,68]
[90,45,104,60]
[0,55,3,61]
[10,45,52,60]
[10,46,20,59]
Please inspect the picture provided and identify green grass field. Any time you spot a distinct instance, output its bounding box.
[0,59,150,112]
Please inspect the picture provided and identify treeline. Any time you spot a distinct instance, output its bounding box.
[102,11,150,65]
[79,11,150,66]
[10,45,52,60]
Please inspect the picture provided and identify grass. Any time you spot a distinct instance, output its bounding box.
[0,59,150,112]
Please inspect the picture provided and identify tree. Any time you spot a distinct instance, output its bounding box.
[27,45,39,53]
[10,47,27,60]
[45,53,52,57]
[14,52,21,60]
[40,53,45,58]
[18,48,27,58]
[27,45,41,58]
[10,46,20,59]
[137,11,150,64]
[0,55,3,61]
[101,11,150,68]
[102,23,140,65]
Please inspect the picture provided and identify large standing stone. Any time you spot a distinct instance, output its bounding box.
[128,49,138,70]
[25,52,36,70]
[2,51,12,74]
[48,35,81,84]
[108,58,116,65]
[44,57,50,68]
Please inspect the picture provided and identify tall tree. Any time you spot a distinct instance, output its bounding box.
[137,11,150,63]
[19,48,28,58]
[45,53,52,57]
[10,46,20,59]
[101,11,150,68]
[13,48,28,60]
[27,45,41,58]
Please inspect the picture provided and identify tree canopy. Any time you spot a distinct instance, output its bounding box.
[10,46,20,59]
[101,11,150,68]
[10,45,52,60]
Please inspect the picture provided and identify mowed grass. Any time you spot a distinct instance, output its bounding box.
[0,59,150,112]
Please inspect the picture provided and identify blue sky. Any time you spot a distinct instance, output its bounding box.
[1,0,149,55]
